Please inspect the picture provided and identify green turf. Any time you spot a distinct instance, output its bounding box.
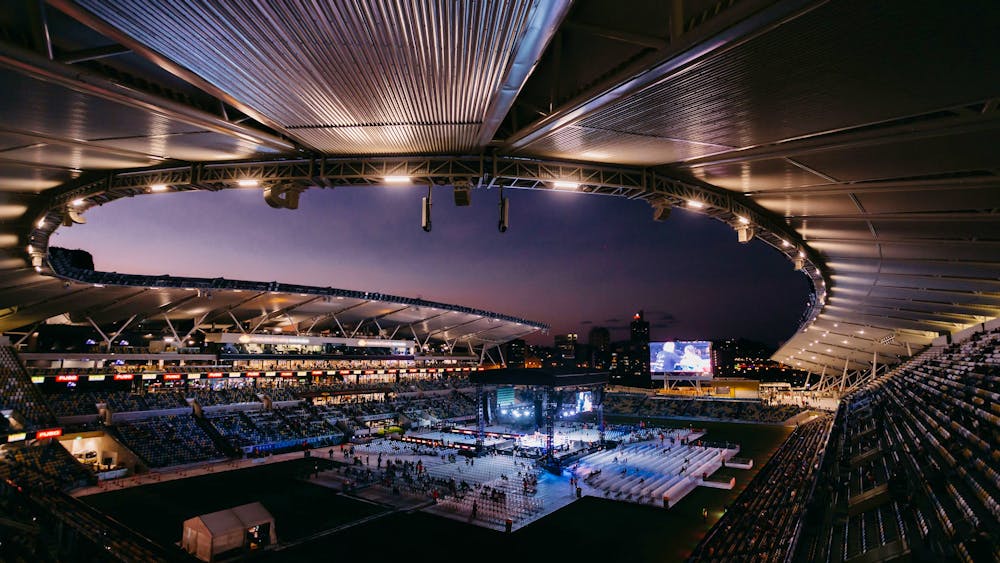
[83,458,384,547]
[268,420,794,562]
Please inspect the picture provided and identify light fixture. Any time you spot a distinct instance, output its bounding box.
[26,245,33,254]
[237,179,259,187]
[71,198,84,206]
[687,200,704,209]
[737,216,750,225]
[36,218,45,228]
[384,175,411,184]
[858,330,865,334]
[552,181,579,190]
[798,251,806,258]
[150,184,169,192]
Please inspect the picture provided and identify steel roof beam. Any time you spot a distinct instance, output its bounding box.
[502,0,823,151]
[0,39,294,152]
[476,0,572,146]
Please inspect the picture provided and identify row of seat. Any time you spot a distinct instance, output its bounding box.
[605,394,804,423]
[689,415,834,562]
[798,327,1000,562]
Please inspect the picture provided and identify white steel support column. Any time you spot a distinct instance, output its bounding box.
[838,356,850,396]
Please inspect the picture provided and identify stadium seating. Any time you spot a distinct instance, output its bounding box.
[114,415,224,467]
[795,328,1000,562]
[0,441,95,491]
[0,347,57,431]
[605,394,804,423]
[689,414,834,561]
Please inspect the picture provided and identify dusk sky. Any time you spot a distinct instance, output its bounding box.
[55,186,810,347]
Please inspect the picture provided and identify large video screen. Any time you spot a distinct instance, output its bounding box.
[650,341,713,374]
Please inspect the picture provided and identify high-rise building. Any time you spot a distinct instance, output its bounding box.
[504,338,526,368]
[587,326,610,350]
[629,311,651,385]
[554,333,578,362]
[630,311,650,343]
[587,327,611,369]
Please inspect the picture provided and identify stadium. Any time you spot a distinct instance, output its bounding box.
[0,1,998,562]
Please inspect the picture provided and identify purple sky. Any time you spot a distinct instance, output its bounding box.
[55,186,810,346]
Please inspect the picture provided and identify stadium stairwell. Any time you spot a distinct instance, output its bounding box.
[194,414,242,459]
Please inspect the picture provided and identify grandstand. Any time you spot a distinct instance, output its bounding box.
[0,1,997,562]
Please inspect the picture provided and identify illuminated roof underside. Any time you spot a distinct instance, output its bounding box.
[0,0,997,375]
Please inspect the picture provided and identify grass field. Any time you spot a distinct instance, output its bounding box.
[83,458,384,548]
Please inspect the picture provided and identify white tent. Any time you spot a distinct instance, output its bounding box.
[181,502,276,561]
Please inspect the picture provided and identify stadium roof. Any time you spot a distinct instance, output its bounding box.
[1,1,999,378]
[4,248,545,351]
[470,368,609,388]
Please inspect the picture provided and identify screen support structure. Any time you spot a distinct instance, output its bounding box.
[475,383,485,454]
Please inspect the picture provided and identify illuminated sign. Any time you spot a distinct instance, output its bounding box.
[31,376,44,384]
[7,433,26,443]
[280,371,293,377]
[114,373,134,381]
[36,428,63,439]
[229,373,241,378]
[187,373,201,380]
[142,373,158,380]
[246,371,260,377]
[311,371,324,376]
[55,375,78,382]
[88,375,106,382]
[207,372,223,378]
[164,373,182,381]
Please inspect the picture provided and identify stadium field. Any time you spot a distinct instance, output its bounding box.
[83,457,385,548]
[269,420,793,562]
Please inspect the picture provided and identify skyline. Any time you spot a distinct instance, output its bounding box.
[55,185,810,347]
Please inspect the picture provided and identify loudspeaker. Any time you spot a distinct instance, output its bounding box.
[421,196,432,232]
[498,197,509,232]
[652,205,671,222]
[794,258,805,271]
[453,187,471,206]
[737,226,754,243]
[264,184,301,209]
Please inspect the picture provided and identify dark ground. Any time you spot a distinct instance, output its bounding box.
[84,420,792,563]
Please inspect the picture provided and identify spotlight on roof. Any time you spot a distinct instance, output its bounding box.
[552,180,579,190]
[150,184,169,192]
[737,226,754,243]
[384,175,411,184]
[687,200,704,209]
[71,198,85,207]
[237,179,259,187]
[737,216,750,225]
[781,239,791,247]
[36,218,45,228]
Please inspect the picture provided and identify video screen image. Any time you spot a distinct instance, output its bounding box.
[650,341,712,374]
